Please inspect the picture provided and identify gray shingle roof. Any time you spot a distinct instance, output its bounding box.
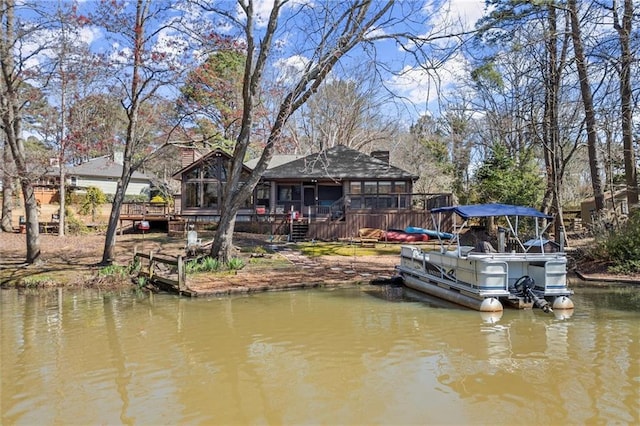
[67,156,150,180]
[245,154,305,170]
[261,145,417,180]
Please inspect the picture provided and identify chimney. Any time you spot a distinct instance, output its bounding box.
[371,150,390,164]
[182,147,202,167]
[113,151,124,165]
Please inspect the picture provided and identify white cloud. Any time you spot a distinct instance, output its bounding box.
[423,0,486,33]
[384,0,486,116]
[153,28,190,68]
[79,26,101,45]
[274,54,310,84]
[386,51,471,113]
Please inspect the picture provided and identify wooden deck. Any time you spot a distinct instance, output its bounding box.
[119,201,453,242]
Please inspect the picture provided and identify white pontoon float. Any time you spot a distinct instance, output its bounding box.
[395,204,575,313]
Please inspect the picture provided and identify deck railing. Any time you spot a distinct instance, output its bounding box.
[270,193,453,219]
[120,202,171,217]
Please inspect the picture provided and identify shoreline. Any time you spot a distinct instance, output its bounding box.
[1,232,638,293]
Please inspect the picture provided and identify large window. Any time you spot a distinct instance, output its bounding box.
[348,180,411,209]
[364,181,377,194]
[183,155,250,209]
[393,182,407,193]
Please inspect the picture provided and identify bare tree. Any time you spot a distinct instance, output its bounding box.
[612,0,638,207]
[396,114,454,193]
[196,0,398,261]
[0,0,43,262]
[289,67,398,154]
[568,0,605,212]
[91,0,190,264]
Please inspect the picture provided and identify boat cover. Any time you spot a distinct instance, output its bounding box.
[431,203,552,220]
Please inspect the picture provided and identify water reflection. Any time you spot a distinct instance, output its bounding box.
[1,285,638,425]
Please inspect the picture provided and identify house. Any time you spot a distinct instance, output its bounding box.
[580,189,630,225]
[65,153,152,199]
[171,145,452,240]
[33,153,152,204]
[258,145,419,217]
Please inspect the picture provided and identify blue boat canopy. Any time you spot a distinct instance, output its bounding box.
[431,203,552,220]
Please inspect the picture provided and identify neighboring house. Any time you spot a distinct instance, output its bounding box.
[66,154,152,199]
[34,153,152,203]
[580,189,630,225]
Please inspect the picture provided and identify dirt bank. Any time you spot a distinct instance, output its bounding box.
[1,231,636,293]
[0,231,399,293]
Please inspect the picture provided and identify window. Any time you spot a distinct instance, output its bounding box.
[183,155,255,210]
[393,182,407,193]
[203,163,219,179]
[185,182,201,208]
[378,181,391,194]
[349,182,362,194]
[186,168,200,180]
[256,182,270,207]
[277,185,301,201]
[203,182,219,207]
[364,181,377,194]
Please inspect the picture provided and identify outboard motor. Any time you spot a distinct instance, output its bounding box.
[510,275,553,313]
[525,287,553,313]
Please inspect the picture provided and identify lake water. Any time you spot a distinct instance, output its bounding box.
[1,284,638,425]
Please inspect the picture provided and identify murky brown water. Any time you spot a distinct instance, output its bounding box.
[1,285,638,425]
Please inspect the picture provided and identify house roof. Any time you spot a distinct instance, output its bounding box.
[244,154,305,170]
[67,156,150,181]
[171,148,253,179]
[261,145,418,181]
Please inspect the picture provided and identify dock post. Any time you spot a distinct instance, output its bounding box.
[177,255,185,292]
[148,251,154,280]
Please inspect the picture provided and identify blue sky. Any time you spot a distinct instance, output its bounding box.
[35,0,489,123]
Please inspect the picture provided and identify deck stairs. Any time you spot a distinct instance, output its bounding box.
[290,222,309,242]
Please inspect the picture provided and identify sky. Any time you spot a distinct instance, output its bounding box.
[32,0,490,124]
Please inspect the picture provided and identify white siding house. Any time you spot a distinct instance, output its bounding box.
[66,155,151,198]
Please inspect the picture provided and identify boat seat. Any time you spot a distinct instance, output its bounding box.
[447,246,474,257]
[471,241,497,254]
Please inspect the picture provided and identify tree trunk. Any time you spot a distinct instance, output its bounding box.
[210,208,238,264]
[101,178,129,264]
[57,164,66,236]
[1,141,14,232]
[614,0,638,207]
[21,180,41,262]
[98,0,151,265]
[1,0,41,262]
[568,0,604,212]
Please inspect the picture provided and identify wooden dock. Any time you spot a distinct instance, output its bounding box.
[133,249,195,296]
